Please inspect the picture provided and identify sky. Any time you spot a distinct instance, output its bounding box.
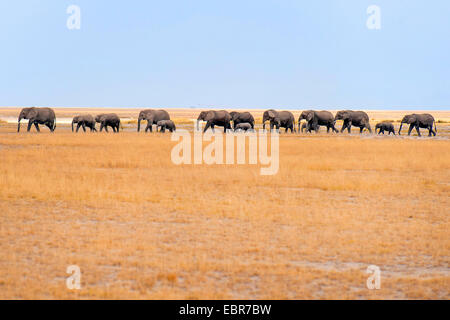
[0,0,448,110]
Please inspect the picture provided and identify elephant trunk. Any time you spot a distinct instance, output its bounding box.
[137,118,142,132]
[398,122,404,135]
[17,116,23,132]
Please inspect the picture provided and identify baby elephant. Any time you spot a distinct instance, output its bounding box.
[235,122,254,132]
[157,120,176,133]
[375,122,396,135]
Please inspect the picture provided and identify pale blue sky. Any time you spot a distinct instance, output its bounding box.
[0,1,448,109]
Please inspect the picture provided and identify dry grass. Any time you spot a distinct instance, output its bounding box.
[0,108,449,300]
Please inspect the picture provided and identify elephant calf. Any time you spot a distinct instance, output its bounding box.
[72,115,97,132]
[234,122,254,132]
[95,114,121,133]
[157,120,176,133]
[375,122,395,135]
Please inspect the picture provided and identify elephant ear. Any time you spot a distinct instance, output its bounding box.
[306,112,314,122]
[27,108,38,119]
[268,110,276,118]
[205,111,215,121]
[407,116,416,124]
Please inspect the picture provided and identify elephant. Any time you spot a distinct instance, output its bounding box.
[17,107,56,132]
[197,110,232,133]
[95,114,121,132]
[157,120,176,133]
[234,122,254,132]
[335,110,372,134]
[229,112,255,130]
[375,122,395,135]
[398,114,437,137]
[298,110,338,133]
[137,109,171,132]
[72,115,97,133]
[262,110,295,133]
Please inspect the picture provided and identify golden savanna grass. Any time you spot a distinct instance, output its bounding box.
[0,108,449,299]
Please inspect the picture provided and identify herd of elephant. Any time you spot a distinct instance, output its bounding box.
[15,107,438,137]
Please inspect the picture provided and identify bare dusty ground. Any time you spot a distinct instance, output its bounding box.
[0,108,449,299]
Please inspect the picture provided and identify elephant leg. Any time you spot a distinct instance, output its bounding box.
[327,126,330,133]
[203,122,212,133]
[34,123,40,132]
[340,122,347,133]
[100,123,104,132]
[408,124,414,136]
[82,123,87,132]
[27,121,33,132]
[415,125,421,137]
[360,126,364,134]
[76,123,81,132]
[105,125,109,133]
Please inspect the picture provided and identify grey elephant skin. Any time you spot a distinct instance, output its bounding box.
[230,112,255,130]
[234,122,254,132]
[335,110,372,134]
[95,114,121,132]
[137,109,170,132]
[197,110,232,133]
[72,115,97,132]
[157,120,176,133]
[375,122,395,135]
[262,110,295,133]
[18,107,56,132]
[298,110,338,133]
[398,114,436,136]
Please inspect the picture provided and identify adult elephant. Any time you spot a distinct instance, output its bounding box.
[18,107,56,132]
[95,114,121,133]
[262,109,295,133]
[335,110,372,134]
[72,115,97,132]
[298,110,338,133]
[197,110,232,133]
[398,114,436,137]
[229,111,255,130]
[137,109,170,132]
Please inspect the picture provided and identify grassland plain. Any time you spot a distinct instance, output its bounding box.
[0,108,449,299]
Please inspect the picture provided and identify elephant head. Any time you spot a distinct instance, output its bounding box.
[262,110,280,130]
[137,111,151,132]
[298,111,313,132]
[229,112,238,121]
[197,111,210,131]
[398,114,417,135]
[72,116,80,132]
[18,107,38,132]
